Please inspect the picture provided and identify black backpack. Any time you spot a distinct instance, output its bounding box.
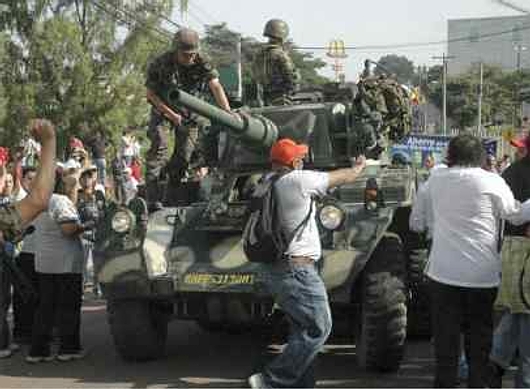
[243,172,313,263]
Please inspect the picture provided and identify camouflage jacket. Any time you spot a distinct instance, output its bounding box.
[252,43,297,102]
[0,203,24,243]
[146,51,220,101]
[496,236,530,314]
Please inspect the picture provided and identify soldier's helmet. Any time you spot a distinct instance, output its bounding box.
[173,28,200,53]
[263,19,289,41]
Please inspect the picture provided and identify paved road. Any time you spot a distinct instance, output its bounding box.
[1,298,440,388]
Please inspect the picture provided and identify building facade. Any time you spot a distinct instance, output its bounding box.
[447,15,530,76]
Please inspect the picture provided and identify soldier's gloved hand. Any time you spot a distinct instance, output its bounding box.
[29,119,56,144]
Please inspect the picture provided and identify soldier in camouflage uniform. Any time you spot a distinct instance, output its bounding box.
[252,19,298,106]
[145,28,232,210]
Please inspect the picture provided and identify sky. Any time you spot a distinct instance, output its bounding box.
[172,0,525,81]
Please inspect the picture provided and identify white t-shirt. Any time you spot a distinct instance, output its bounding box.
[33,194,84,274]
[275,170,329,260]
[411,167,530,288]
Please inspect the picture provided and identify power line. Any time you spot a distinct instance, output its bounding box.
[186,7,209,27]
[296,22,530,51]
[494,0,530,14]
[90,0,171,44]
[189,0,222,25]
[134,0,182,30]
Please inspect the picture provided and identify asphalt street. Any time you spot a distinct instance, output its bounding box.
[0,296,509,388]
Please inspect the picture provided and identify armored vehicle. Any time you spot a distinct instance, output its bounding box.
[95,83,425,372]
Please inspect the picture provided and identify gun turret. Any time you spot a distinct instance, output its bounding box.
[166,89,278,149]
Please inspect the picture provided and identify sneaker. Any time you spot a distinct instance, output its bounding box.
[56,351,85,362]
[25,355,54,363]
[248,373,270,389]
[0,349,13,359]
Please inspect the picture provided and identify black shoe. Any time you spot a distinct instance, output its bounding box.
[485,360,504,388]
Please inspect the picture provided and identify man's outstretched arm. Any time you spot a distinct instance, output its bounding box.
[15,119,56,226]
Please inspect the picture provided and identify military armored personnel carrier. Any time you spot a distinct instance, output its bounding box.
[95,81,425,372]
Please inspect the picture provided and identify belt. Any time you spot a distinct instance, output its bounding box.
[286,256,315,266]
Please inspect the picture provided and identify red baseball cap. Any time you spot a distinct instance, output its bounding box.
[270,138,308,166]
[510,136,527,149]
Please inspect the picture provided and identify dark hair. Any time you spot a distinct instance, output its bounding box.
[446,134,485,167]
[22,166,37,178]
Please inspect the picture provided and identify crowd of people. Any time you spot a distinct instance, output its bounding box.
[0,21,529,389]
[0,122,143,363]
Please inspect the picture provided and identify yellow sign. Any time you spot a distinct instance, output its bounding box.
[503,128,515,142]
[184,272,255,285]
[327,40,348,59]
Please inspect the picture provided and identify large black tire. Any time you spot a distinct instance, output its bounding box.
[357,233,408,372]
[406,248,432,339]
[107,299,169,361]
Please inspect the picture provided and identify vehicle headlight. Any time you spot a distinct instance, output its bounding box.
[319,205,345,230]
[111,210,134,233]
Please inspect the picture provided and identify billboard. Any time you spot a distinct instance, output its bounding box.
[391,135,498,168]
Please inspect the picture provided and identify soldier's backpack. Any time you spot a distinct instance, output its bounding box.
[243,173,313,263]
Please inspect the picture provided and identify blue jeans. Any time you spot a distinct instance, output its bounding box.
[490,312,530,388]
[262,262,332,388]
[94,158,106,187]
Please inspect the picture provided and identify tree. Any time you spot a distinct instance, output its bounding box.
[375,54,415,85]
[0,0,173,150]
[425,64,526,129]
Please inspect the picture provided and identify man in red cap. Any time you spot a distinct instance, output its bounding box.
[249,138,366,389]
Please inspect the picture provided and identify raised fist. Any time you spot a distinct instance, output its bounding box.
[29,119,55,143]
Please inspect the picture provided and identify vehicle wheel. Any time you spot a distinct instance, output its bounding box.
[107,299,168,361]
[357,233,408,372]
[407,248,432,339]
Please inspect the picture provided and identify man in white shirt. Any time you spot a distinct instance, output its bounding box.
[410,134,530,387]
[248,138,366,389]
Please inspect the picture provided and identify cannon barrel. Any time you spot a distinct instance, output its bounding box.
[167,89,278,148]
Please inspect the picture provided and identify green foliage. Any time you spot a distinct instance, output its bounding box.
[0,0,172,152]
[375,54,416,85]
[426,64,529,129]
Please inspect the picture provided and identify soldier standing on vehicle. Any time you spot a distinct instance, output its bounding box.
[145,28,232,211]
[252,19,298,106]
[248,138,366,389]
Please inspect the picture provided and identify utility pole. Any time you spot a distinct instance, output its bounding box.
[478,62,483,135]
[515,43,527,123]
[432,53,455,136]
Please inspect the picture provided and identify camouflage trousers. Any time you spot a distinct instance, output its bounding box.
[145,110,206,205]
